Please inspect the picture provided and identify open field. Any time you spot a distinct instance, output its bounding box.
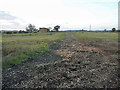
[73,32,118,40]
[2,32,119,88]
[2,32,65,68]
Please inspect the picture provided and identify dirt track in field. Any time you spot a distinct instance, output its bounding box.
[2,32,119,88]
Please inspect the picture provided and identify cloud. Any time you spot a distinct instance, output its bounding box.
[0,0,118,30]
[0,11,17,20]
[0,11,27,30]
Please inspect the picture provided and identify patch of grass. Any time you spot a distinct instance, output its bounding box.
[2,32,65,68]
[73,32,118,40]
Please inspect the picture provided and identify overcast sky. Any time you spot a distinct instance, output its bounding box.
[0,0,119,30]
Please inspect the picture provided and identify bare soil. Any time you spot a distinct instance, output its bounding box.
[2,33,119,88]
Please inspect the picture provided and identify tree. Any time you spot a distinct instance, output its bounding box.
[112,28,116,32]
[104,29,107,32]
[33,29,38,33]
[26,24,37,33]
[53,25,60,32]
[48,27,52,31]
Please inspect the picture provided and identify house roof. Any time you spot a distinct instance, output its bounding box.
[39,27,49,29]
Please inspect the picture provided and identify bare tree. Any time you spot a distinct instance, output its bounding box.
[26,24,37,33]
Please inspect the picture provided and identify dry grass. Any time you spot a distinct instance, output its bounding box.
[73,32,118,40]
[2,32,65,68]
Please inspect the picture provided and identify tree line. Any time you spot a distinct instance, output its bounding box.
[25,24,60,33]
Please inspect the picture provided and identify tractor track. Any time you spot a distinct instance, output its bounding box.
[2,32,119,88]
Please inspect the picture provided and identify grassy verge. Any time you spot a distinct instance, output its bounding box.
[2,32,65,68]
[73,32,118,40]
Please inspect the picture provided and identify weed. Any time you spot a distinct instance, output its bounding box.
[2,32,65,68]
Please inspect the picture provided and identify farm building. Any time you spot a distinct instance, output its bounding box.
[38,28,50,33]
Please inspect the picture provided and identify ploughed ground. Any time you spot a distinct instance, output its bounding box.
[2,32,119,88]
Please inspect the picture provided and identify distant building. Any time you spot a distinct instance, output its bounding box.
[38,28,50,33]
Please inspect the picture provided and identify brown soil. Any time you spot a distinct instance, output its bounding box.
[2,32,119,88]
